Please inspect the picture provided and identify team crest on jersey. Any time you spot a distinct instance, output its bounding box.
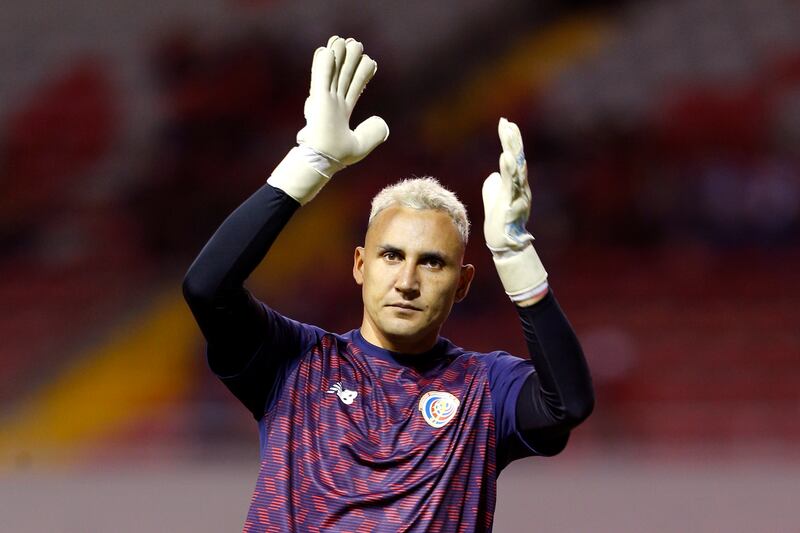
[418,391,460,428]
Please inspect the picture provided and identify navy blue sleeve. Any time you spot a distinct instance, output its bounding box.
[514,290,595,457]
[484,351,538,469]
[182,183,319,419]
[487,290,594,468]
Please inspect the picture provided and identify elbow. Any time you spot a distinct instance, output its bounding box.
[182,267,215,309]
[563,390,595,428]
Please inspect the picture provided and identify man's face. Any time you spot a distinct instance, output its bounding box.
[353,205,474,354]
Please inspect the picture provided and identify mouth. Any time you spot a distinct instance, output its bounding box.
[387,303,422,311]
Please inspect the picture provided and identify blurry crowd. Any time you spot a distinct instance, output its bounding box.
[128,24,800,266]
[1,0,798,449]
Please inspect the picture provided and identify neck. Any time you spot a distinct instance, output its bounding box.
[359,316,438,354]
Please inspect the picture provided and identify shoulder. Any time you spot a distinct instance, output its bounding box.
[299,328,362,357]
[443,338,530,368]
[438,339,531,378]
[442,340,536,391]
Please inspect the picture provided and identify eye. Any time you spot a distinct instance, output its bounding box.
[423,257,444,269]
[382,250,402,262]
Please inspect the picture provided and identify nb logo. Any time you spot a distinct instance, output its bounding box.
[327,382,358,405]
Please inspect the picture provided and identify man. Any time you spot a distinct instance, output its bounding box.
[183,36,593,532]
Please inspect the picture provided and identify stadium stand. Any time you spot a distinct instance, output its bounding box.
[0,0,798,467]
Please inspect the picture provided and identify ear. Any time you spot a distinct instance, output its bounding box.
[353,246,365,285]
[454,263,475,303]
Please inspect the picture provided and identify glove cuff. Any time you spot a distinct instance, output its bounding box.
[491,244,548,302]
[296,143,346,178]
[267,145,344,205]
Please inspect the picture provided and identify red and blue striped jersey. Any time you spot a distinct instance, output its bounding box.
[219,307,540,532]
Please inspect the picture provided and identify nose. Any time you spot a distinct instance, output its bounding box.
[394,262,420,298]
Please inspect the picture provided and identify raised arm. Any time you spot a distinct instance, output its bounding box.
[482,118,594,455]
[182,36,388,415]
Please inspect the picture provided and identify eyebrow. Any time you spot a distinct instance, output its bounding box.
[377,244,448,265]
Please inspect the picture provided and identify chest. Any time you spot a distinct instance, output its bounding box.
[263,340,493,460]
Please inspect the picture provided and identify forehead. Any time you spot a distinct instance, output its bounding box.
[366,205,464,255]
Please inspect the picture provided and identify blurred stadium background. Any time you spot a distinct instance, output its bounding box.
[1,0,799,531]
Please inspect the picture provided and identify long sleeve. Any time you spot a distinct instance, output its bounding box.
[182,183,317,418]
[514,290,595,455]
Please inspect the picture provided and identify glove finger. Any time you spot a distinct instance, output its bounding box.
[498,117,529,199]
[500,151,517,183]
[498,117,523,157]
[481,171,502,211]
[328,36,347,92]
[345,55,377,108]
[353,116,389,158]
[310,47,335,95]
[498,151,519,204]
[337,38,364,98]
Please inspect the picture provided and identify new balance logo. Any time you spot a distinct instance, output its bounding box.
[327,382,358,405]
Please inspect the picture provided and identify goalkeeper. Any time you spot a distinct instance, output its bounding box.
[183,36,594,532]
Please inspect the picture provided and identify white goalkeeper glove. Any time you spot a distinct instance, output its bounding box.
[268,36,389,205]
[482,117,548,303]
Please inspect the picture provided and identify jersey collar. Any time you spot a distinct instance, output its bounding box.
[352,328,451,367]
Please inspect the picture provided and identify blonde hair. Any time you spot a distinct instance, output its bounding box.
[368,177,470,244]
